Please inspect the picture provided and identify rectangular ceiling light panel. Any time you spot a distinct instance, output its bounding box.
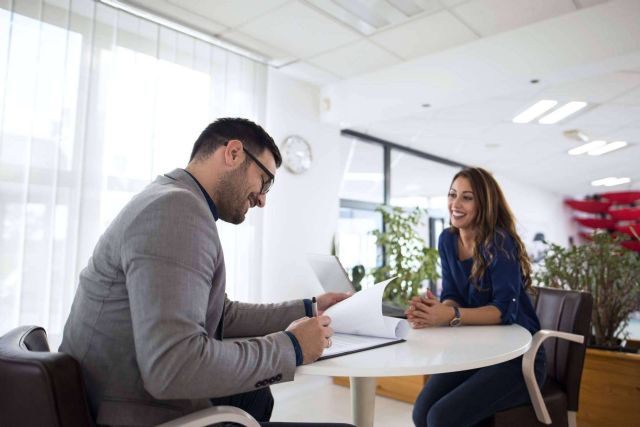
[512,100,558,123]
[538,101,588,124]
[587,140,628,156]
[568,140,606,155]
[591,177,631,187]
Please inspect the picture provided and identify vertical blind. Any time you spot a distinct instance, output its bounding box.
[0,0,267,347]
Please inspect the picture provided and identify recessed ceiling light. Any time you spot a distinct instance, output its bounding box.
[512,100,558,124]
[591,177,631,187]
[587,141,628,156]
[538,101,587,124]
[591,177,615,186]
[568,140,606,155]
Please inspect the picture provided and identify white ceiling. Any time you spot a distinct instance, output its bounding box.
[118,0,640,196]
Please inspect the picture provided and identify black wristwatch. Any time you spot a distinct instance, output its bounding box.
[449,306,461,327]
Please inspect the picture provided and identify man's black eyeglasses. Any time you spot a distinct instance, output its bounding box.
[243,147,275,195]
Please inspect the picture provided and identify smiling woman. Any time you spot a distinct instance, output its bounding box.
[407,167,544,427]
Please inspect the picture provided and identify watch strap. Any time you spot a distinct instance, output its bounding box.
[449,306,461,327]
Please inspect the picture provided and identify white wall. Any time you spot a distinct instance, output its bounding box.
[495,172,576,249]
[261,70,344,302]
[259,71,575,302]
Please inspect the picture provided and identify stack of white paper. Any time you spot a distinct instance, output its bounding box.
[321,277,409,359]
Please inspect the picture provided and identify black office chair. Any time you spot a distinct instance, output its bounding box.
[0,325,260,427]
[487,287,593,427]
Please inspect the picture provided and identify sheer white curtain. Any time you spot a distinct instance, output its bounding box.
[0,0,267,346]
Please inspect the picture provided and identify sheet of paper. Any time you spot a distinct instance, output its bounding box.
[321,333,402,359]
[323,277,409,340]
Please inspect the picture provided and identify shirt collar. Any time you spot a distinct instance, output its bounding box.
[182,169,219,221]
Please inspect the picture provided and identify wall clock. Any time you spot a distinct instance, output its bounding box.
[282,135,312,174]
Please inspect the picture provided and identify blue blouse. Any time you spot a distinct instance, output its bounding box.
[438,228,540,334]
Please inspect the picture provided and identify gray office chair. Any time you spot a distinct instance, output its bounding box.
[488,287,593,427]
[0,325,259,427]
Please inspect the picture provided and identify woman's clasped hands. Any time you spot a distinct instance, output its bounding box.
[405,290,456,328]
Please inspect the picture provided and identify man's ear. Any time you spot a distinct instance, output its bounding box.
[224,139,244,166]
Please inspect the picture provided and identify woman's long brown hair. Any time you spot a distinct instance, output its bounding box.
[449,167,532,292]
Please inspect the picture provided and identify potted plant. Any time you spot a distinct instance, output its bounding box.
[334,206,440,401]
[533,232,640,349]
[370,206,440,306]
[533,232,640,427]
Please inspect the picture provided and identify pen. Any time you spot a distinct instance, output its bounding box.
[311,296,318,317]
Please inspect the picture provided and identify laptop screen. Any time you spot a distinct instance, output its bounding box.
[307,254,355,294]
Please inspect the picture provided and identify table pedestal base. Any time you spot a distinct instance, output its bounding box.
[350,377,377,427]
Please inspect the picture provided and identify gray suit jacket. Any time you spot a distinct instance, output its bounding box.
[60,169,305,426]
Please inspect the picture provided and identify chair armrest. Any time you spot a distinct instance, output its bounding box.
[522,329,584,425]
[155,405,261,427]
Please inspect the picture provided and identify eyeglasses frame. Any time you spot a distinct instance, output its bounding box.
[225,141,275,194]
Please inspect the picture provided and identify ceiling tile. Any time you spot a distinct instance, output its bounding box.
[452,0,576,37]
[307,40,400,79]
[575,0,609,9]
[438,0,473,7]
[539,72,640,104]
[480,122,549,144]
[278,61,340,86]
[370,10,478,60]
[433,98,526,123]
[569,104,640,128]
[166,0,289,28]
[607,127,640,142]
[221,30,292,64]
[609,82,640,106]
[237,1,361,58]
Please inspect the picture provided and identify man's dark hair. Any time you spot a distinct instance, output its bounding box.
[189,118,282,167]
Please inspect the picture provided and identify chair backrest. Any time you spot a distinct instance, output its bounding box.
[0,325,94,427]
[533,287,593,412]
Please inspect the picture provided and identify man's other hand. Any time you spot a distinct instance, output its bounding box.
[286,315,333,364]
[315,292,351,314]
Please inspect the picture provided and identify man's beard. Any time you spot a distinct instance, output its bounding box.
[217,164,251,224]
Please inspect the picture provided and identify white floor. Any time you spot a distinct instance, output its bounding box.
[270,374,414,426]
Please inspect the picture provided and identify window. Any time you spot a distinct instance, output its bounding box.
[0,0,266,345]
[339,138,384,204]
[337,130,466,285]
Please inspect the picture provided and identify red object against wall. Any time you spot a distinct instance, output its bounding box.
[574,218,616,229]
[609,207,640,221]
[564,199,612,213]
[615,224,640,237]
[621,240,640,252]
[600,191,640,205]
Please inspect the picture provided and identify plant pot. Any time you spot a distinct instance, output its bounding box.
[587,336,640,354]
[587,343,638,354]
[577,347,640,427]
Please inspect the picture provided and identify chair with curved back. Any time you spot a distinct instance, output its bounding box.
[487,286,593,427]
[0,325,260,427]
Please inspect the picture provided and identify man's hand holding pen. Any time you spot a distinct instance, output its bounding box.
[286,314,333,364]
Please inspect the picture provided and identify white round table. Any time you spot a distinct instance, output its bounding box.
[296,324,532,427]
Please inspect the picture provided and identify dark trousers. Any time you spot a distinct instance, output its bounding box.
[210,388,355,427]
[412,349,546,427]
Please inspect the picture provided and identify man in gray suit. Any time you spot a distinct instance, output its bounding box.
[60,118,353,427]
